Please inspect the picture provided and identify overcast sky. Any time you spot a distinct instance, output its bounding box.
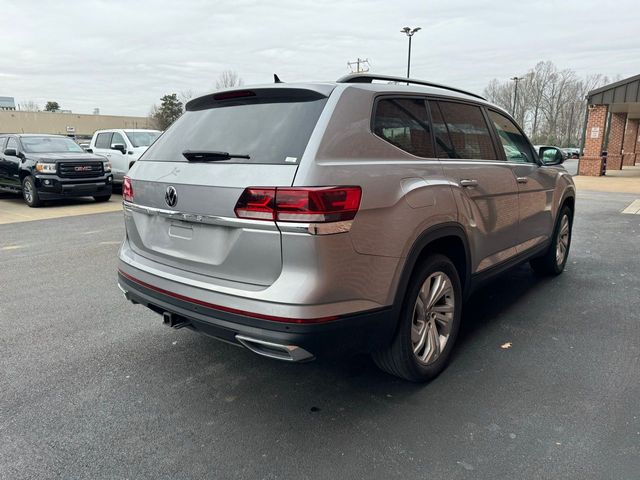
[1,0,638,116]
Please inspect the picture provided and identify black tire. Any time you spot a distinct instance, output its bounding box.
[22,176,42,208]
[372,254,463,382]
[93,194,111,203]
[530,205,573,276]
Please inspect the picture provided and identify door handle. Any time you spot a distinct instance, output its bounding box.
[105,153,112,157]
[460,179,478,188]
[516,177,529,184]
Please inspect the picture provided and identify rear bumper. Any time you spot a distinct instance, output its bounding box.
[117,270,396,360]
[34,173,113,199]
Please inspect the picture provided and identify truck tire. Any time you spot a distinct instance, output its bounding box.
[22,176,42,208]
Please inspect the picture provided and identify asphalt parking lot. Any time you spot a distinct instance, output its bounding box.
[1,186,639,479]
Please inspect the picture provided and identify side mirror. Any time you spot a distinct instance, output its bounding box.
[539,146,565,166]
[85,148,93,153]
[112,144,126,154]
[4,148,17,157]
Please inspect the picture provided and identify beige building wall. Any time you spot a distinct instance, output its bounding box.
[0,111,154,138]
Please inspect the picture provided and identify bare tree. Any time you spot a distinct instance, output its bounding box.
[18,100,40,111]
[215,70,244,90]
[148,104,161,129]
[484,61,614,147]
[179,89,195,104]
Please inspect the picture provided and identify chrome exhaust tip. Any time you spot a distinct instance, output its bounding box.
[235,335,315,363]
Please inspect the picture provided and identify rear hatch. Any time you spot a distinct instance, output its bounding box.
[124,86,333,286]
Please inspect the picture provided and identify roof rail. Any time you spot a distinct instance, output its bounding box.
[336,73,486,101]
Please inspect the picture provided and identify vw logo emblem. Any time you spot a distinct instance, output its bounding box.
[165,186,178,207]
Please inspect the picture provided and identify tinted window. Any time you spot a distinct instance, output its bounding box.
[7,137,19,150]
[430,101,498,160]
[95,133,112,149]
[21,136,84,153]
[429,102,455,158]
[112,132,126,147]
[373,98,434,157]
[143,98,328,164]
[488,110,536,163]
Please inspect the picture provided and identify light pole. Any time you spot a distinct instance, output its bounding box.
[401,26,421,78]
[511,76,521,117]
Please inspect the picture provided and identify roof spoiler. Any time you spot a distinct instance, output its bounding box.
[185,88,328,111]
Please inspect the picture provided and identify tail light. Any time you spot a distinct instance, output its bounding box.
[234,186,361,223]
[123,176,134,202]
[234,188,276,220]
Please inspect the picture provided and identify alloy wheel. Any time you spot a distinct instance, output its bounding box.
[556,214,570,266]
[23,180,33,204]
[411,271,455,365]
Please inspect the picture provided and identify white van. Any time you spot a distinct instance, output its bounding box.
[88,129,161,183]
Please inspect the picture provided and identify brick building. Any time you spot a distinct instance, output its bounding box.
[579,74,640,176]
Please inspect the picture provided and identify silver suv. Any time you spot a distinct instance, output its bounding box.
[117,74,575,382]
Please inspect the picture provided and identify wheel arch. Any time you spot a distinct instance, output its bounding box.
[392,223,472,311]
[19,168,32,182]
[561,192,575,214]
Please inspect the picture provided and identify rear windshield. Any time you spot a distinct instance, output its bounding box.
[141,97,328,164]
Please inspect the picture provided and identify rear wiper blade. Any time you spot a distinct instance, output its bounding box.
[182,150,250,161]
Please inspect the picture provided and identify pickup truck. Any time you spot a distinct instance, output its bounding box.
[87,129,161,183]
[0,134,113,207]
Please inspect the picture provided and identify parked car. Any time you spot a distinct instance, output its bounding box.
[562,147,580,159]
[117,74,575,382]
[88,129,161,183]
[0,134,113,207]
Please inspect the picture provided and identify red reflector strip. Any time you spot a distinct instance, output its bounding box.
[118,270,339,324]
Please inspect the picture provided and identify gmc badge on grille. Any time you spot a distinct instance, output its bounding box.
[74,166,92,172]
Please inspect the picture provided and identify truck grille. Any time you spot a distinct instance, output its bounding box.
[58,162,104,178]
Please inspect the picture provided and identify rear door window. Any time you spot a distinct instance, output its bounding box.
[95,133,112,149]
[7,137,18,151]
[142,93,328,164]
[373,97,434,157]
[429,101,498,160]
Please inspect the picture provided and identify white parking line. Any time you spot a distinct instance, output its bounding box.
[621,199,640,214]
[1,245,23,251]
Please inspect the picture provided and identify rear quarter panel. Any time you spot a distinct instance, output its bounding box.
[294,86,459,305]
